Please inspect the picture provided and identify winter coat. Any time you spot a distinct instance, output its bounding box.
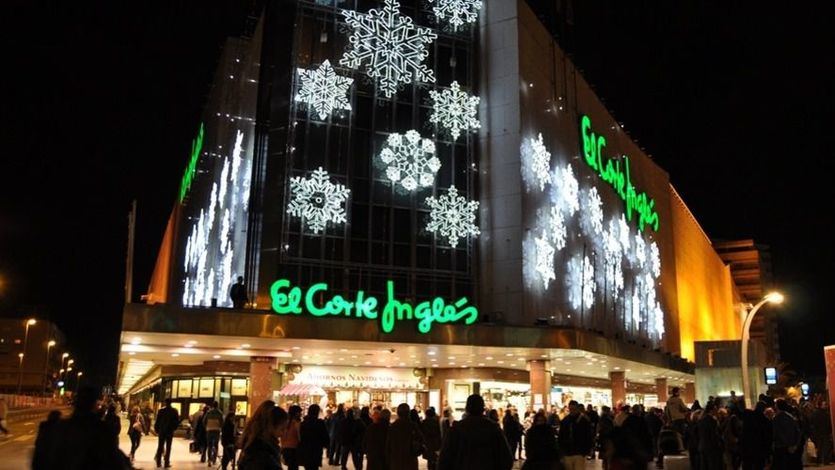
[299,417,330,468]
[697,414,723,470]
[502,415,523,443]
[420,416,443,455]
[238,437,282,470]
[523,423,561,465]
[363,420,390,470]
[221,416,237,447]
[558,413,593,456]
[438,415,513,470]
[773,411,801,450]
[154,406,180,437]
[741,409,772,460]
[386,418,424,470]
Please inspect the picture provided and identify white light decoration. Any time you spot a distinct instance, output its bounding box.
[340,0,437,98]
[183,130,252,308]
[380,130,440,191]
[429,81,481,141]
[548,206,567,250]
[428,0,482,30]
[634,233,647,268]
[603,220,624,292]
[530,133,551,191]
[631,288,641,328]
[652,301,665,337]
[296,60,354,120]
[424,185,480,248]
[554,163,580,216]
[617,214,631,253]
[582,187,604,235]
[534,232,556,289]
[287,167,351,234]
[649,241,661,278]
[582,255,596,311]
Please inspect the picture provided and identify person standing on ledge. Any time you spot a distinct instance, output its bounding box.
[230,276,248,309]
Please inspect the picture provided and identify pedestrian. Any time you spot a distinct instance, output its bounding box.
[687,410,702,470]
[410,408,421,424]
[741,401,772,470]
[142,402,154,435]
[0,398,9,436]
[221,411,238,470]
[488,408,500,424]
[586,404,600,459]
[421,407,443,470]
[645,407,663,459]
[558,400,593,470]
[364,408,391,470]
[440,408,454,440]
[697,403,723,470]
[338,408,366,470]
[230,276,248,309]
[811,400,833,465]
[360,406,373,428]
[438,394,514,470]
[281,405,302,470]
[32,386,129,470]
[722,408,742,470]
[193,403,208,460]
[103,403,121,448]
[596,406,614,467]
[772,399,802,470]
[386,403,425,470]
[128,405,146,462]
[502,408,523,461]
[155,398,181,468]
[204,400,225,466]
[622,404,653,465]
[299,404,330,470]
[328,404,346,466]
[238,401,288,470]
[521,411,562,470]
[664,387,690,438]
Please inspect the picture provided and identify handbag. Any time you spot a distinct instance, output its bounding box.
[189,441,198,453]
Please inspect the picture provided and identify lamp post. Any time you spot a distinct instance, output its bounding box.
[18,318,37,395]
[75,371,83,395]
[741,291,784,409]
[43,340,56,395]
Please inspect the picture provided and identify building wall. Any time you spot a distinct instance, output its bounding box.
[671,193,741,361]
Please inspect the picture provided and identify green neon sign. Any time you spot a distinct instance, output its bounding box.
[178,123,205,202]
[580,115,660,232]
[270,279,479,334]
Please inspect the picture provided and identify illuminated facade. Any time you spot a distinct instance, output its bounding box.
[122,1,754,414]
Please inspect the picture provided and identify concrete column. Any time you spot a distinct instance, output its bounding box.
[529,360,551,411]
[682,381,696,404]
[655,378,669,403]
[249,356,275,416]
[824,346,835,455]
[610,371,626,409]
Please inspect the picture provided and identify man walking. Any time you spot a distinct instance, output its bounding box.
[559,400,594,470]
[203,400,225,466]
[665,387,690,436]
[155,398,180,468]
[438,394,513,470]
[230,276,248,309]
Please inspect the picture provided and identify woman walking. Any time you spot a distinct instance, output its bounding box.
[128,406,145,462]
[281,405,302,470]
[238,401,289,470]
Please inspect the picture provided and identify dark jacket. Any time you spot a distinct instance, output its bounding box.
[340,416,366,449]
[697,414,723,470]
[33,411,129,470]
[386,418,424,470]
[523,423,561,466]
[558,413,593,456]
[773,411,801,450]
[364,420,390,470]
[238,437,282,470]
[221,416,237,447]
[741,409,772,460]
[155,406,180,437]
[299,416,330,468]
[622,414,653,457]
[103,411,121,446]
[438,415,513,470]
[502,415,523,443]
[420,416,443,454]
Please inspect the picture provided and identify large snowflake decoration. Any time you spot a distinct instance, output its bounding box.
[341,0,437,98]
[425,185,480,248]
[554,163,580,216]
[631,288,642,328]
[634,234,647,268]
[652,301,665,337]
[603,220,624,292]
[296,60,354,120]
[428,0,482,30]
[548,205,567,250]
[380,130,441,191]
[582,187,604,235]
[530,133,551,190]
[534,232,556,289]
[649,241,661,278]
[617,214,631,253]
[582,255,596,310]
[429,81,481,141]
[287,167,351,234]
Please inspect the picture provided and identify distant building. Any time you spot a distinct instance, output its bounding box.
[0,318,67,394]
[714,240,779,362]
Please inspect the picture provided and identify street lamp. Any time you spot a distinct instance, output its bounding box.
[16,353,24,394]
[18,319,37,395]
[75,371,83,394]
[43,340,56,395]
[741,291,784,409]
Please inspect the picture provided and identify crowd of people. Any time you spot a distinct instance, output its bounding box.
[28,384,835,470]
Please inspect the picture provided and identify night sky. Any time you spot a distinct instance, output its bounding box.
[1,1,832,388]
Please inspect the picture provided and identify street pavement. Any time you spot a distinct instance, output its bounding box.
[0,408,60,469]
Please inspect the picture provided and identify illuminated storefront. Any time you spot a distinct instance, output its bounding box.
[119,0,752,413]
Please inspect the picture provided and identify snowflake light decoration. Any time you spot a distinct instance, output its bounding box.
[534,232,556,289]
[429,81,481,141]
[428,0,482,30]
[287,167,351,234]
[631,288,642,327]
[583,187,604,235]
[652,301,665,337]
[548,205,567,250]
[530,133,551,190]
[296,60,354,120]
[634,233,647,268]
[341,0,437,98]
[582,255,596,310]
[649,241,661,278]
[603,220,624,292]
[425,185,480,248]
[617,214,631,253]
[554,163,580,216]
[380,130,441,191]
